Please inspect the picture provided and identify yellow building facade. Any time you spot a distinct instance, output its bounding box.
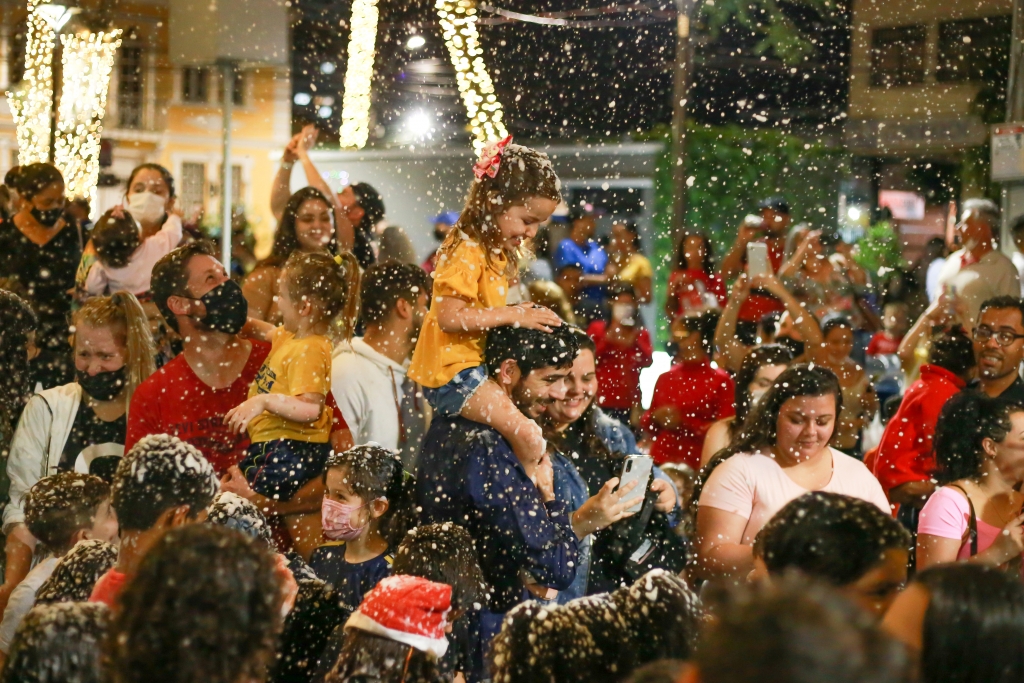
[0,0,291,251]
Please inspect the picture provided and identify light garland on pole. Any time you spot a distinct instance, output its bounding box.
[53,30,122,202]
[436,0,508,153]
[337,0,379,149]
[7,0,58,165]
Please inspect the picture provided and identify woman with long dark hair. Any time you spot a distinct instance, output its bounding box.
[0,164,81,388]
[242,186,337,323]
[542,329,685,594]
[701,343,794,466]
[882,564,1024,683]
[665,230,725,318]
[0,291,37,464]
[916,391,1024,570]
[694,363,889,581]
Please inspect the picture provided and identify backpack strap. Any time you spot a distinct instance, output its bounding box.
[949,484,979,557]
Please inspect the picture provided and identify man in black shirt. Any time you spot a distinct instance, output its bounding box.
[973,296,1024,404]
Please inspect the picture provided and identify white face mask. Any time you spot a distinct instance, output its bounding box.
[127,191,167,225]
[612,303,636,326]
[749,388,769,407]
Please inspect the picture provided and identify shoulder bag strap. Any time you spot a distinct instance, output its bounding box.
[949,484,979,557]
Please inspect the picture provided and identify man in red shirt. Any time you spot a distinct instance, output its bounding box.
[90,434,219,608]
[643,313,735,468]
[873,328,975,507]
[128,242,349,539]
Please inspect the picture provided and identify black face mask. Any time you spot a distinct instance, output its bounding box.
[77,366,127,402]
[196,280,248,335]
[434,228,448,242]
[776,335,805,358]
[31,206,63,227]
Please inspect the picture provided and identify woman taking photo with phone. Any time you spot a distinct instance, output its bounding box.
[694,364,889,582]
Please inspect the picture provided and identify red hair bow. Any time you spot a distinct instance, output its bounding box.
[473,135,513,180]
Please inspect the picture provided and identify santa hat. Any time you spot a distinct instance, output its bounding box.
[345,575,452,658]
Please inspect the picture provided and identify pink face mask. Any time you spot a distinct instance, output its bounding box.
[321,498,369,541]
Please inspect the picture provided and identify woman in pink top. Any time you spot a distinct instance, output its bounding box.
[695,364,890,581]
[917,391,1024,570]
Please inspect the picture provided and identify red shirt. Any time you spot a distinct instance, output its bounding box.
[873,364,965,495]
[89,568,127,608]
[738,236,785,322]
[867,331,903,356]
[587,321,653,410]
[125,341,271,475]
[668,268,726,317]
[642,359,735,468]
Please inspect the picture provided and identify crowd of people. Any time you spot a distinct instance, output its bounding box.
[1,126,1024,683]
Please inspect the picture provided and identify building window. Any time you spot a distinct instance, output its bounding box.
[218,164,243,205]
[118,46,143,129]
[180,162,206,219]
[937,16,1012,83]
[182,67,209,103]
[870,25,927,87]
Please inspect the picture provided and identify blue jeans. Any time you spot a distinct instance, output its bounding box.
[239,439,332,500]
[422,365,489,417]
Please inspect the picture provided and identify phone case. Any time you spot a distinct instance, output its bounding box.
[618,455,654,514]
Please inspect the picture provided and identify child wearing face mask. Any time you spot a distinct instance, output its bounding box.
[82,207,182,297]
[309,445,416,609]
[224,250,360,556]
[408,137,563,476]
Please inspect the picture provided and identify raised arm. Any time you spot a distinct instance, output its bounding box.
[713,275,751,373]
[719,220,760,282]
[271,133,302,222]
[753,274,824,359]
[293,127,356,252]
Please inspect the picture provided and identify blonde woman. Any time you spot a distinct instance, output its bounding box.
[0,292,154,613]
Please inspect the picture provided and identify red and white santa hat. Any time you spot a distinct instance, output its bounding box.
[344,575,453,658]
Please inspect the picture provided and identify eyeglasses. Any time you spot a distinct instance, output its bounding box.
[973,326,1024,347]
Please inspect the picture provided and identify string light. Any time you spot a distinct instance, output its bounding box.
[53,30,122,202]
[337,0,379,149]
[436,0,507,153]
[7,0,57,165]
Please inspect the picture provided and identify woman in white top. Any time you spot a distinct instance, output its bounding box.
[695,364,890,581]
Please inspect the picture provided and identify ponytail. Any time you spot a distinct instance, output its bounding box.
[283,250,361,343]
[73,292,157,410]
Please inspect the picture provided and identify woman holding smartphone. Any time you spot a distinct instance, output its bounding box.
[694,364,889,582]
[543,328,686,595]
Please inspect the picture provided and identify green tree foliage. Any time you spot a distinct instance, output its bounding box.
[640,123,848,342]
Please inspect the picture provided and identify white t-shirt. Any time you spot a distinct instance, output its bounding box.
[1013,251,1024,297]
[85,214,183,296]
[937,249,1021,326]
[0,556,59,653]
[698,448,891,546]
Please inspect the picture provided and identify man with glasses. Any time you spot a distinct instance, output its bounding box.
[972,296,1024,403]
[937,199,1019,327]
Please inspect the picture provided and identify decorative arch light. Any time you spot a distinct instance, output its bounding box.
[337,0,379,149]
[7,0,59,165]
[436,0,507,153]
[53,29,122,203]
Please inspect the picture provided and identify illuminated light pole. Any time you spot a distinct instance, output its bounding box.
[338,0,379,149]
[7,0,73,165]
[53,29,122,203]
[436,0,508,153]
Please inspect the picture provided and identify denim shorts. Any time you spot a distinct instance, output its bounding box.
[422,365,489,418]
[239,439,332,501]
